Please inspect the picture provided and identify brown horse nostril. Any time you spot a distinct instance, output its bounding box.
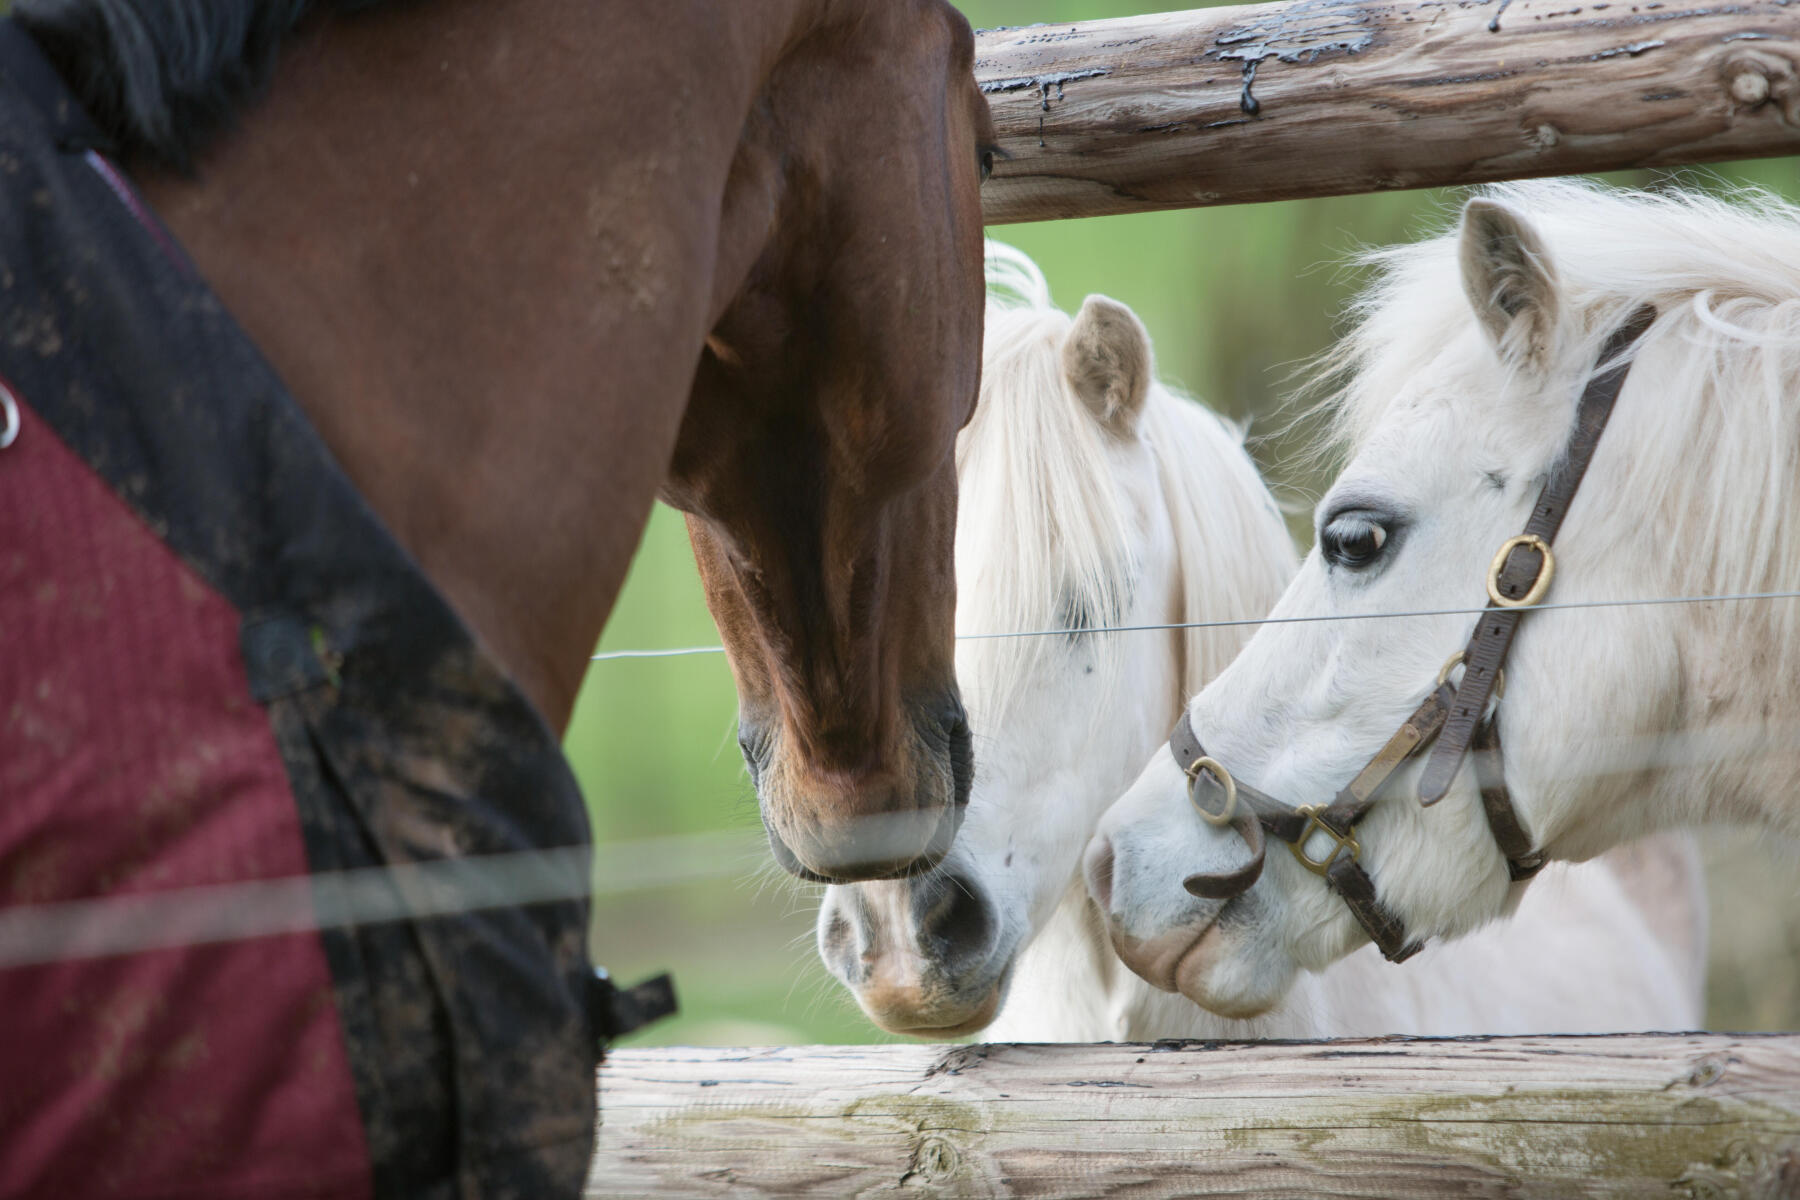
[919,694,975,811]
[735,722,771,787]
[946,713,974,809]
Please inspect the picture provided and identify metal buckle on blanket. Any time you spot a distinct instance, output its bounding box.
[1289,805,1360,876]
[1185,756,1238,828]
[0,380,19,450]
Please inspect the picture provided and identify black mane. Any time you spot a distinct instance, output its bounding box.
[13,0,385,169]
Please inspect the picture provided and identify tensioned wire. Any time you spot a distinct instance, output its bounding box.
[590,587,1800,661]
[11,703,1800,965]
[8,587,1800,966]
[0,837,767,969]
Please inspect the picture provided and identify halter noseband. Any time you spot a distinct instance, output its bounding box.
[1170,305,1657,963]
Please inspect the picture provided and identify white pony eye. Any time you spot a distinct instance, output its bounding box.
[1321,512,1390,569]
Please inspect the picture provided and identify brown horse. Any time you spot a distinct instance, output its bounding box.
[112,0,994,882]
[2,0,989,1194]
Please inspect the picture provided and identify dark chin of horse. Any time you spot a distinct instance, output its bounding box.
[762,702,973,885]
[765,796,967,885]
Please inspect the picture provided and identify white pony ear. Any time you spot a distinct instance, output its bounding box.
[1459,197,1560,368]
[1062,294,1153,436]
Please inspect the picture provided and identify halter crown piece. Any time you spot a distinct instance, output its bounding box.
[1170,305,1657,963]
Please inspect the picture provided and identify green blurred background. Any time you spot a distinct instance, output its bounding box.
[581,0,1800,1047]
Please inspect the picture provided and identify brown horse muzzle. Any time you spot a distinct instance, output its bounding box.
[749,694,972,883]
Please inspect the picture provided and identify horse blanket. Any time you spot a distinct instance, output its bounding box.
[0,19,598,1198]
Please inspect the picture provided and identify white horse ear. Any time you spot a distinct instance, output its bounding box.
[1459,197,1560,368]
[1063,294,1152,437]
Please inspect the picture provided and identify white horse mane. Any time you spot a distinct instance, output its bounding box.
[1147,378,1296,698]
[1321,179,1800,641]
[960,244,1294,720]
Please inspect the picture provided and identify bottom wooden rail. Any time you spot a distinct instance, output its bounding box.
[588,1034,1800,1198]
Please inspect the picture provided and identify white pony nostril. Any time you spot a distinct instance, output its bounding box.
[915,873,997,966]
[1082,835,1116,912]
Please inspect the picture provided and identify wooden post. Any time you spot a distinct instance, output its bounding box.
[976,0,1800,224]
[591,1034,1800,1197]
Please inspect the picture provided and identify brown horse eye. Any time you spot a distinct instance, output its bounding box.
[979,150,995,184]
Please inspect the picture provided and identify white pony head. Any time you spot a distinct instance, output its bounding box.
[1090,179,1800,1017]
[814,244,1292,1034]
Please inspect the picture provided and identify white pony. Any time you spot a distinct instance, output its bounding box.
[815,243,1704,1040]
[1088,179,1796,1020]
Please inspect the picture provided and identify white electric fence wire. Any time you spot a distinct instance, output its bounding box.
[7,588,1800,966]
[6,714,1800,965]
[0,831,768,969]
[3,714,1797,965]
[589,588,1800,661]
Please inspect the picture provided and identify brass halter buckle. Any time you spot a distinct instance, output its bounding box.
[1289,805,1360,876]
[1486,533,1555,608]
[1185,756,1238,828]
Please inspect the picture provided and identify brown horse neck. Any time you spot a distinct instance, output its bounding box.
[128,0,816,733]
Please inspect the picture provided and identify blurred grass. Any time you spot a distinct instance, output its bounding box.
[579,0,1800,1047]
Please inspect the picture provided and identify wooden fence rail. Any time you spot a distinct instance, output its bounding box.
[976,0,1800,223]
[590,1033,1800,1198]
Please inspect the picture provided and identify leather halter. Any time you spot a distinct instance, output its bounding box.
[1170,305,1657,964]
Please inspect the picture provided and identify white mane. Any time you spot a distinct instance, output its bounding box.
[958,244,1294,720]
[1322,179,1800,648]
[1142,382,1295,698]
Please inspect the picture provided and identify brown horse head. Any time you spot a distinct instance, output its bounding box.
[661,3,993,883]
[65,0,993,886]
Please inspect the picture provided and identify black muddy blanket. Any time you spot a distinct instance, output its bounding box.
[0,18,601,1198]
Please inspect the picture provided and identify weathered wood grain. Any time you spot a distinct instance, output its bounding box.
[975,0,1800,223]
[590,1034,1800,1198]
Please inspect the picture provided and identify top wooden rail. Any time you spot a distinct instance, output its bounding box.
[974,0,1800,223]
[591,1033,1800,1198]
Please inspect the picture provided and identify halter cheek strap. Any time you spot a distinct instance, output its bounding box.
[1168,305,1655,964]
[1417,305,1658,806]
[1471,719,1545,881]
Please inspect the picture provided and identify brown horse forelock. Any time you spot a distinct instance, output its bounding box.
[130,0,992,882]
[667,3,992,884]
